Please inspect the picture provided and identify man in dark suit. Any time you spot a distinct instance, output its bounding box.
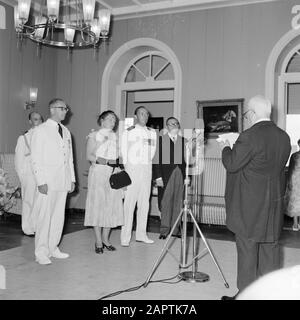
[219,95,291,299]
[153,117,186,239]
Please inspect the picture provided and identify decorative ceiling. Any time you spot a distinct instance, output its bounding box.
[4,0,281,20]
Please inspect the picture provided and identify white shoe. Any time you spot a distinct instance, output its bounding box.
[292,225,300,231]
[51,249,69,259]
[121,242,130,247]
[36,256,52,265]
[136,237,154,244]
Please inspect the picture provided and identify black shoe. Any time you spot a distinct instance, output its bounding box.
[159,234,167,240]
[221,293,238,300]
[23,233,35,237]
[172,233,181,238]
[95,244,104,254]
[103,243,116,251]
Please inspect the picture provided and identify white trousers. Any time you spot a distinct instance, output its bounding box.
[34,191,67,259]
[20,174,38,235]
[121,164,152,244]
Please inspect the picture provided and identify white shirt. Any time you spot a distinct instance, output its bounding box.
[168,132,178,143]
[254,118,271,124]
[95,128,118,160]
[121,124,157,165]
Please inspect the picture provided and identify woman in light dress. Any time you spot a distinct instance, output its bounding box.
[285,139,300,231]
[84,110,124,253]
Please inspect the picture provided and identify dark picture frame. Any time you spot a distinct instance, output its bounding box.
[196,99,244,137]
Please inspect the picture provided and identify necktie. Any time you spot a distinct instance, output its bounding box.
[58,123,63,138]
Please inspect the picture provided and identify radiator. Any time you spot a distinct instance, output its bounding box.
[189,157,227,225]
[202,157,226,197]
[197,203,226,225]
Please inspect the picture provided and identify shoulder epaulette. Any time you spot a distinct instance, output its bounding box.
[23,130,28,135]
[147,126,153,131]
[127,125,135,131]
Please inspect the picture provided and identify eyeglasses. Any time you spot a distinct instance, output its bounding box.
[51,106,69,112]
[167,122,180,127]
[242,109,254,119]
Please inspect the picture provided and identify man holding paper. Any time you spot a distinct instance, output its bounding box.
[218,95,291,300]
[216,132,239,148]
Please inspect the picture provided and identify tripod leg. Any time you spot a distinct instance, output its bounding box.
[188,211,229,288]
[192,223,198,276]
[144,208,185,287]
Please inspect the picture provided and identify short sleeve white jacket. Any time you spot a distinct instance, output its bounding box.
[121,124,157,166]
[15,128,35,179]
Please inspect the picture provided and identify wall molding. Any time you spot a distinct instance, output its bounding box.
[112,0,282,21]
[3,0,281,20]
[0,0,17,6]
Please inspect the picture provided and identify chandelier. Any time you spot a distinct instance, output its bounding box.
[14,0,111,53]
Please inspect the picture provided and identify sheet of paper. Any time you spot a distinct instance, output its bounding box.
[216,132,240,148]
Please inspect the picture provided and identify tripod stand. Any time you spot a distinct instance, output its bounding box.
[144,133,229,288]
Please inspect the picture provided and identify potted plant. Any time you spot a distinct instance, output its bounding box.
[0,168,21,219]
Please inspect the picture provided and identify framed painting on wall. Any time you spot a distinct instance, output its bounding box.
[196,99,244,137]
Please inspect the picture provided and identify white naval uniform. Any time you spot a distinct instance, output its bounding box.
[120,124,157,244]
[30,119,75,260]
[14,129,38,235]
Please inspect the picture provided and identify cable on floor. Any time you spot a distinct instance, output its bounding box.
[98,272,182,300]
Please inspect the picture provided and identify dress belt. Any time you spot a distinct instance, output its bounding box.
[96,157,118,167]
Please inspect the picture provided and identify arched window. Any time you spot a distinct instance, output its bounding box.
[278,43,300,156]
[285,49,300,73]
[101,38,182,121]
[0,5,5,30]
[124,52,174,83]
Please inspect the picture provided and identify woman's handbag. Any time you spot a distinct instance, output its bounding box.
[109,167,132,190]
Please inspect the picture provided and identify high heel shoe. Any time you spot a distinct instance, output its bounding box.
[159,234,167,240]
[95,243,104,254]
[103,243,116,251]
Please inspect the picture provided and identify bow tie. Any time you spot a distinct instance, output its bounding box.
[170,136,177,143]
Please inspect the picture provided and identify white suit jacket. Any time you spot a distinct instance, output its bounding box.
[121,124,157,166]
[14,128,35,180]
[31,119,76,191]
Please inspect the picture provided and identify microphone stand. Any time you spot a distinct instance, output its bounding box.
[144,132,229,288]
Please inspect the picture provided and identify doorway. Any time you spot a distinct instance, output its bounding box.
[277,43,300,157]
[101,38,182,122]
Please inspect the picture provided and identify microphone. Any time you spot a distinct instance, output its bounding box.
[186,118,205,145]
[192,119,205,175]
[192,118,204,142]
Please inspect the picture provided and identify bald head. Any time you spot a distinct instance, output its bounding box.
[248,95,272,120]
[29,111,43,128]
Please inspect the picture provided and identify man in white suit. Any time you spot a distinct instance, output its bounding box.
[121,106,157,246]
[31,99,76,265]
[15,111,43,236]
